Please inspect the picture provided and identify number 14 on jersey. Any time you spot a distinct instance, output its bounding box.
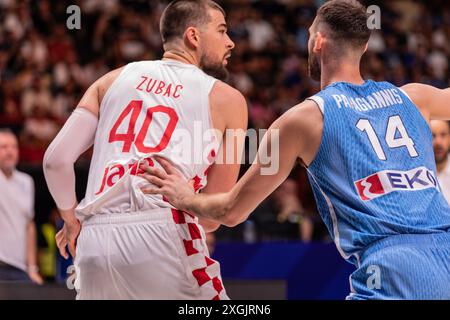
[356,115,418,160]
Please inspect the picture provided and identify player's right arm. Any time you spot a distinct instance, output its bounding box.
[43,67,123,258]
[44,67,123,215]
[401,83,450,122]
[141,100,322,227]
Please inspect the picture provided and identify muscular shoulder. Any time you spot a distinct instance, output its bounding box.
[401,83,432,108]
[401,83,427,104]
[96,66,126,103]
[401,83,438,122]
[209,81,248,130]
[281,100,323,131]
[275,100,323,165]
[210,81,246,111]
[76,66,125,117]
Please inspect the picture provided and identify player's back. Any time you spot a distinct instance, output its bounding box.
[76,60,218,220]
[307,80,450,264]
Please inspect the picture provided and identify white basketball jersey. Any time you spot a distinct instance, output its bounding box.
[76,60,219,221]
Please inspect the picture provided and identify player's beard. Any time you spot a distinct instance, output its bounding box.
[199,52,229,81]
[308,52,321,82]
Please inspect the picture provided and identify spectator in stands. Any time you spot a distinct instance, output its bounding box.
[0,128,43,284]
[431,120,450,203]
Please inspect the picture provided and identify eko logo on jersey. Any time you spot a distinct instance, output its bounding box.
[354,166,439,201]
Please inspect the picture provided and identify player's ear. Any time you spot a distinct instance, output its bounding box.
[363,42,369,53]
[184,27,200,50]
[312,32,324,53]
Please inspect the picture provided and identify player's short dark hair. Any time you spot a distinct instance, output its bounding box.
[160,0,226,44]
[316,0,371,48]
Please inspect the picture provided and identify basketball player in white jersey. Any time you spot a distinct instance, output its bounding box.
[43,0,247,299]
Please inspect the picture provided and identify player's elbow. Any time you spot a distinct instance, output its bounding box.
[43,146,72,171]
[205,222,220,232]
[220,212,244,228]
[199,219,221,233]
[43,148,56,171]
[222,218,240,228]
[216,194,244,227]
[43,151,60,171]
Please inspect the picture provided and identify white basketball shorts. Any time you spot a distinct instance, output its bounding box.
[73,208,228,300]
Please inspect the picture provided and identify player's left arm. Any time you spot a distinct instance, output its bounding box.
[141,100,322,227]
[401,83,450,122]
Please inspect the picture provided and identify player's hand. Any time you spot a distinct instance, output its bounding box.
[139,156,195,212]
[56,218,81,260]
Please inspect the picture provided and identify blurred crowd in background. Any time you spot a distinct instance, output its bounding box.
[1,0,450,279]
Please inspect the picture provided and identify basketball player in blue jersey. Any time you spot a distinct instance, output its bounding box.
[140,0,450,299]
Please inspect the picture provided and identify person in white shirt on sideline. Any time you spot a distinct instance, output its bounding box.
[0,128,43,284]
[431,120,450,203]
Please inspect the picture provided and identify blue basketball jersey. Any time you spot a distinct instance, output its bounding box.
[306,80,450,266]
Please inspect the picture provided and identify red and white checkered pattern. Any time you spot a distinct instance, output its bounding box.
[171,208,227,300]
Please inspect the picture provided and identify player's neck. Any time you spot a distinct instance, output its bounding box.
[162,49,199,68]
[320,60,365,89]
